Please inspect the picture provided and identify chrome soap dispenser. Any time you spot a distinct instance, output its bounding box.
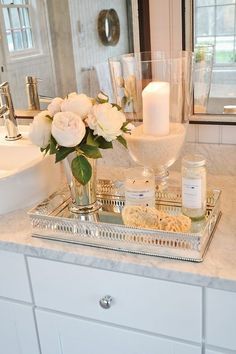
[25,76,40,110]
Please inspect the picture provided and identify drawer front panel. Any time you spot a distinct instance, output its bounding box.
[36,309,201,354]
[206,288,236,350]
[29,257,202,342]
[0,250,31,302]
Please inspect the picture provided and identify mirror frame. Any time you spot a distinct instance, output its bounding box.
[183,0,236,125]
[97,9,120,46]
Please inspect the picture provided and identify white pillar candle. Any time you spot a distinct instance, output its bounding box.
[142,81,170,136]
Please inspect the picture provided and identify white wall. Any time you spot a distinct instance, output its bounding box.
[46,0,77,97]
[68,0,130,96]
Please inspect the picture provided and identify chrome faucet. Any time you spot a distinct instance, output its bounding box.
[0,82,22,141]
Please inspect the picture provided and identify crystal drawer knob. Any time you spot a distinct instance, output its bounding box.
[99,295,113,309]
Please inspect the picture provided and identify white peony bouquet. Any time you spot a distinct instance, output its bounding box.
[29,92,132,185]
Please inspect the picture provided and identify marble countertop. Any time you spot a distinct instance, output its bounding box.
[0,171,236,292]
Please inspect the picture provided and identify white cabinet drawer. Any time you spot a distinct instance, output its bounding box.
[206,288,236,351]
[0,250,31,302]
[29,257,202,342]
[36,309,201,354]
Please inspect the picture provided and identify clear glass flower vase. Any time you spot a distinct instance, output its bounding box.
[63,153,101,216]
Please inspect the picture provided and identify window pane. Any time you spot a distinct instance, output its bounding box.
[10,8,21,28]
[216,5,235,35]
[1,0,27,3]
[3,8,10,29]
[12,29,23,50]
[215,36,234,63]
[1,1,13,4]
[196,0,215,5]
[6,31,14,51]
[21,27,33,48]
[26,28,33,48]
[20,7,30,27]
[195,36,215,45]
[15,0,29,4]
[21,28,27,47]
[216,0,235,4]
[196,6,215,36]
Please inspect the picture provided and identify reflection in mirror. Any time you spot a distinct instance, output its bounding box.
[193,0,236,115]
[0,0,135,113]
[97,9,120,46]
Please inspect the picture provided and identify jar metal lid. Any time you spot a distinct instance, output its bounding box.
[182,154,206,167]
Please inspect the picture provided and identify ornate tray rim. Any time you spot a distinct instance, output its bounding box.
[28,181,222,262]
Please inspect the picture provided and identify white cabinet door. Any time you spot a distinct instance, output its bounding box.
[0,250,31,302]
[0,298,40,354]
[36,309,201,354]
[206,288,236,351]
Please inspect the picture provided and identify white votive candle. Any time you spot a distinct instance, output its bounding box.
[142,81,170,136]
[125,167,155,207]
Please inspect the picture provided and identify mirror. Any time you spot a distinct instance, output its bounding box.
[0,0,135,112]
[185,0,236,117]
[1,0,235,121]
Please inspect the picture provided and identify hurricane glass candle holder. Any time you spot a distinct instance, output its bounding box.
[109,51,193,189]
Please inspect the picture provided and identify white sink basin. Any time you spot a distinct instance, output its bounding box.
[0,125,62,214]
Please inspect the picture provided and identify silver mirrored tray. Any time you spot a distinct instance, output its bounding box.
[28,180,221,262]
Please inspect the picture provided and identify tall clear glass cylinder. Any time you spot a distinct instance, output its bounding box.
[109,51,192,122]
[193,45,214,114]
[109,51,193,188]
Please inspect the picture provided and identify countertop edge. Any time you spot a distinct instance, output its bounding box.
[1,238,236,292]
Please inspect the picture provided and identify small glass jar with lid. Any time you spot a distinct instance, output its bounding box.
[181,154,206,220]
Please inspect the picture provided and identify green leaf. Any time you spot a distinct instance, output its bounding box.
[121,96,128,107]
[71,155,92,185]
[40,143,50,154]
[50,135,57,155]
[117,135,127,148]
[86,130,99,147]
[55,147,75,163]
[40,144,50,156]
[45,115,53,120]
[111,103,122,111]
[96,136,113,149]
[121,121,130,129]
[96,91,109,103]
[79,144,102,159]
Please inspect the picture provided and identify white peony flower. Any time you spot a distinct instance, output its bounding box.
[29,110,52,148]
[86,103,126,142]
[68,92,77,99]
[52,112,86,147]
[61,93,92,119]
[47,97,63,116]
